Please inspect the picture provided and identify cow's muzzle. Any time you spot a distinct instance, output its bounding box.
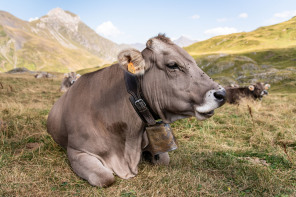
[261,90,268,96]
[195,88,226,120]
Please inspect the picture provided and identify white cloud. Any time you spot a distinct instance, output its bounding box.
[29,17,39,22]
[238,13,248,18]
[204,27,239,36]
[96,21,122,37]
[217,18,227,22]
[191,14,200,19]
[274,10,296,18]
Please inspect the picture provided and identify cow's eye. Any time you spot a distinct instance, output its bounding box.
[166,62,180,70]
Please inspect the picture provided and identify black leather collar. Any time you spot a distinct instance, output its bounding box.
[124,72,159,126]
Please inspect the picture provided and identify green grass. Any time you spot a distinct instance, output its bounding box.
[0,73,295,196]
[185,17,296,55]
[184,17,296,90]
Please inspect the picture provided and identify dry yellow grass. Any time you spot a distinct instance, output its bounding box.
[0,73,295,196]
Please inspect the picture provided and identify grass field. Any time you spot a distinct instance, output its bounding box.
[0,73,295,196]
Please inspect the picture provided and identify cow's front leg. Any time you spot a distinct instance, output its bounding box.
[142,151,170,166]
[67,147,115,187]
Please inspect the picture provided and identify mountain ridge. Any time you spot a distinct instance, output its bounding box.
[185,16,296,55]
[185,16,296,89]
[173,36,197,47]
[0,8,126,72]
[129,36,197,51]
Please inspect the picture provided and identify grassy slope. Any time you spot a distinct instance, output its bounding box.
[193,48,296,91]
[185,17,296,55]
[0,25,105,73]
[184,17,296,91]
[0,11,112,73]
[0,73,295,196]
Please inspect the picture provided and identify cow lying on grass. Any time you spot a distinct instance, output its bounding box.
[225,82,270,104]
[47,34,226,187]
[60,72,81,92]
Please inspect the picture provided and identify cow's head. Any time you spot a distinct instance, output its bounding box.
[248,82,270,99]
[64,72,81,85]
[60,72,81,92]
[118,34,226,123]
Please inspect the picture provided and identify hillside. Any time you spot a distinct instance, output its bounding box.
[184,17,296,89]
[186,16,296,55]
[0,8,125,72]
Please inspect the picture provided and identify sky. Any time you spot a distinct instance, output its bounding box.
[1,0,296,44]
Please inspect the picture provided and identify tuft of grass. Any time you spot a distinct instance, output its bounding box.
[0,73,295,196]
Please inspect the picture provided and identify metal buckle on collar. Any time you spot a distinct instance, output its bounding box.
[135,99,147,112]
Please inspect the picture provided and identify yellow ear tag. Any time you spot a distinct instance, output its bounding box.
[128,62,136,74]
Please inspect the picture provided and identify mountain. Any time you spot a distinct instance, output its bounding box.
[0,8,126,72]
[173,36,197,47]
[185,16,296,55]
[129,43,146,51]
[184,17,296,91]
[129,36,197,51]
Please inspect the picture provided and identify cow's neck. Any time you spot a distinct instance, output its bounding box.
[124,71,160,126]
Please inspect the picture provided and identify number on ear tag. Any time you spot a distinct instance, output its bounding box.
[128,62,136,74]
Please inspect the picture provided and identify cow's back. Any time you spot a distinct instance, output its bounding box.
[225,87,252,104]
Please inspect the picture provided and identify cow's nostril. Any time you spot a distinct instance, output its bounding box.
[214,90,226,101]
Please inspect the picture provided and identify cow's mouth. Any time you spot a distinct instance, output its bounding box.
[194,88,226,121]
[195,109,215,120]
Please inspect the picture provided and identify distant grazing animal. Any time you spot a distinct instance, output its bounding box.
[47,34,226,187]
[225,82,270,104]
[60,72,81,92]
[34,72,55,79]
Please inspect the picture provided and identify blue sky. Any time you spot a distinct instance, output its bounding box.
[1,0,296,44]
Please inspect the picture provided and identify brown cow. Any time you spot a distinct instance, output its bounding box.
[60,72,81,92]
[225,82,270,104]
[47,34,226,187]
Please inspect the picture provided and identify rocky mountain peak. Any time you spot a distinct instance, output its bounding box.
[47,7,79,21]
[173,36,197,47]
[38,7,80,32]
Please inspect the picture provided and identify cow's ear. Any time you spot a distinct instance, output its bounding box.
[118,49,145,75]
[248,85,255,91]
[265,84,270,90]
